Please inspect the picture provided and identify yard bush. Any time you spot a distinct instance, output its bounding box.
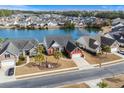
[97,82,108,88]
[19,56,25,61]
[16,60,25,66]
[16,56,26,66]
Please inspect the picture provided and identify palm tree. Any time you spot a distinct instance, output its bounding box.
[53,51,62,64]
[97,82,108,88]
[35,45,49,67]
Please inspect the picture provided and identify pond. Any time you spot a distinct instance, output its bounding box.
[0,28,100,42]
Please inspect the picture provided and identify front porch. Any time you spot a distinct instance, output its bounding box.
[47,47,62,55]
[22,49,37,57]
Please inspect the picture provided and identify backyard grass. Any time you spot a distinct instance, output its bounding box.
[83,51,122,64]
[101,26,111,34]
[15,55,77,76]
[103,74,124,88]
[62,83,90,88]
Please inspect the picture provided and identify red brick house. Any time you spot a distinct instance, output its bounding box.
[43,35,84,58]
[65,41,84,58]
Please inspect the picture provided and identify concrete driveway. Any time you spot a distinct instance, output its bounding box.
[84,79,102,88]
[113,52,124,58]
[72,57,94,70]
[0,60,16,83]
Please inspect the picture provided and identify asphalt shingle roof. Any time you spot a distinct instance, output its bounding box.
[0,42,19,56]
[112,34,124,43]
[45,35,72,48]
[2,39,38,50]
[65,41,77,52]
[89,38,99,49]
[0,39,38,56]
[101,36,116,46]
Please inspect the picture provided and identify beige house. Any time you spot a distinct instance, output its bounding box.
[0,39,38,62]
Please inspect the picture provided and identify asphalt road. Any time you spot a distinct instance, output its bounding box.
[0,62,124,88]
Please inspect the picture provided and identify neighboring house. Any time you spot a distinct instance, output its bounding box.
[77,35,119,54]
[0,42,19,62]
[43,35,83,58]
[105,32,124,47]
[112,18,124,26]
[112,18,124,32]
[112,33,124,47]
[47,21,58,27]
[77,36,101,54]
[101,36,119,52]
[0,39,38,62]
[112,23,124,30]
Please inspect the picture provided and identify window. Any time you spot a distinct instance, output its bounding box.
[5,54,10,58]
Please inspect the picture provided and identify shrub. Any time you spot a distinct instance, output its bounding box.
[97,82,108,88]
[19,56,25,61]
[16,60,25,66]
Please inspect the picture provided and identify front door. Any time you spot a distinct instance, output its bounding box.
[25,50,30,55]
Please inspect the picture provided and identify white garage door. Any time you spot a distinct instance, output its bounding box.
[111,48,118,52]
[1,60,15,68]
[72,53,81,58]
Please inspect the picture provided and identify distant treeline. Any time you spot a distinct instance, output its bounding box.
[1,9,124,19]
[0,10,14,17]
[60,11,124,19]
[16,10,124,19]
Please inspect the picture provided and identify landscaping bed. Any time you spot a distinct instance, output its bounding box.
[83,51,122,64]
[62,83,90,88]
[15,56,77,76]
[103,74,124,88]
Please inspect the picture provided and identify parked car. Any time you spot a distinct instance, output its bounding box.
[7,68,14,76]
[118,51,124,55]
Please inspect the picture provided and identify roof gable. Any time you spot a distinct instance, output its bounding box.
[65,41,77,52]
[0,42,19,56]
[45,35,72,48]
[51,41,60,47]
[89,38,99,49]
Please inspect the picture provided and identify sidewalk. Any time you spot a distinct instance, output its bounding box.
[72,57,94,70]
[84,79,102,88]
[92,58,124,67]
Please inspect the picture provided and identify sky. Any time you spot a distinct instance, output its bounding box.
[0,5,124,11]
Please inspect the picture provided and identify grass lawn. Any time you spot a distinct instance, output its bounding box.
[83,51,122,64]
[62,83,90,88]
[15,56,77,76]
[103,74,124,88]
